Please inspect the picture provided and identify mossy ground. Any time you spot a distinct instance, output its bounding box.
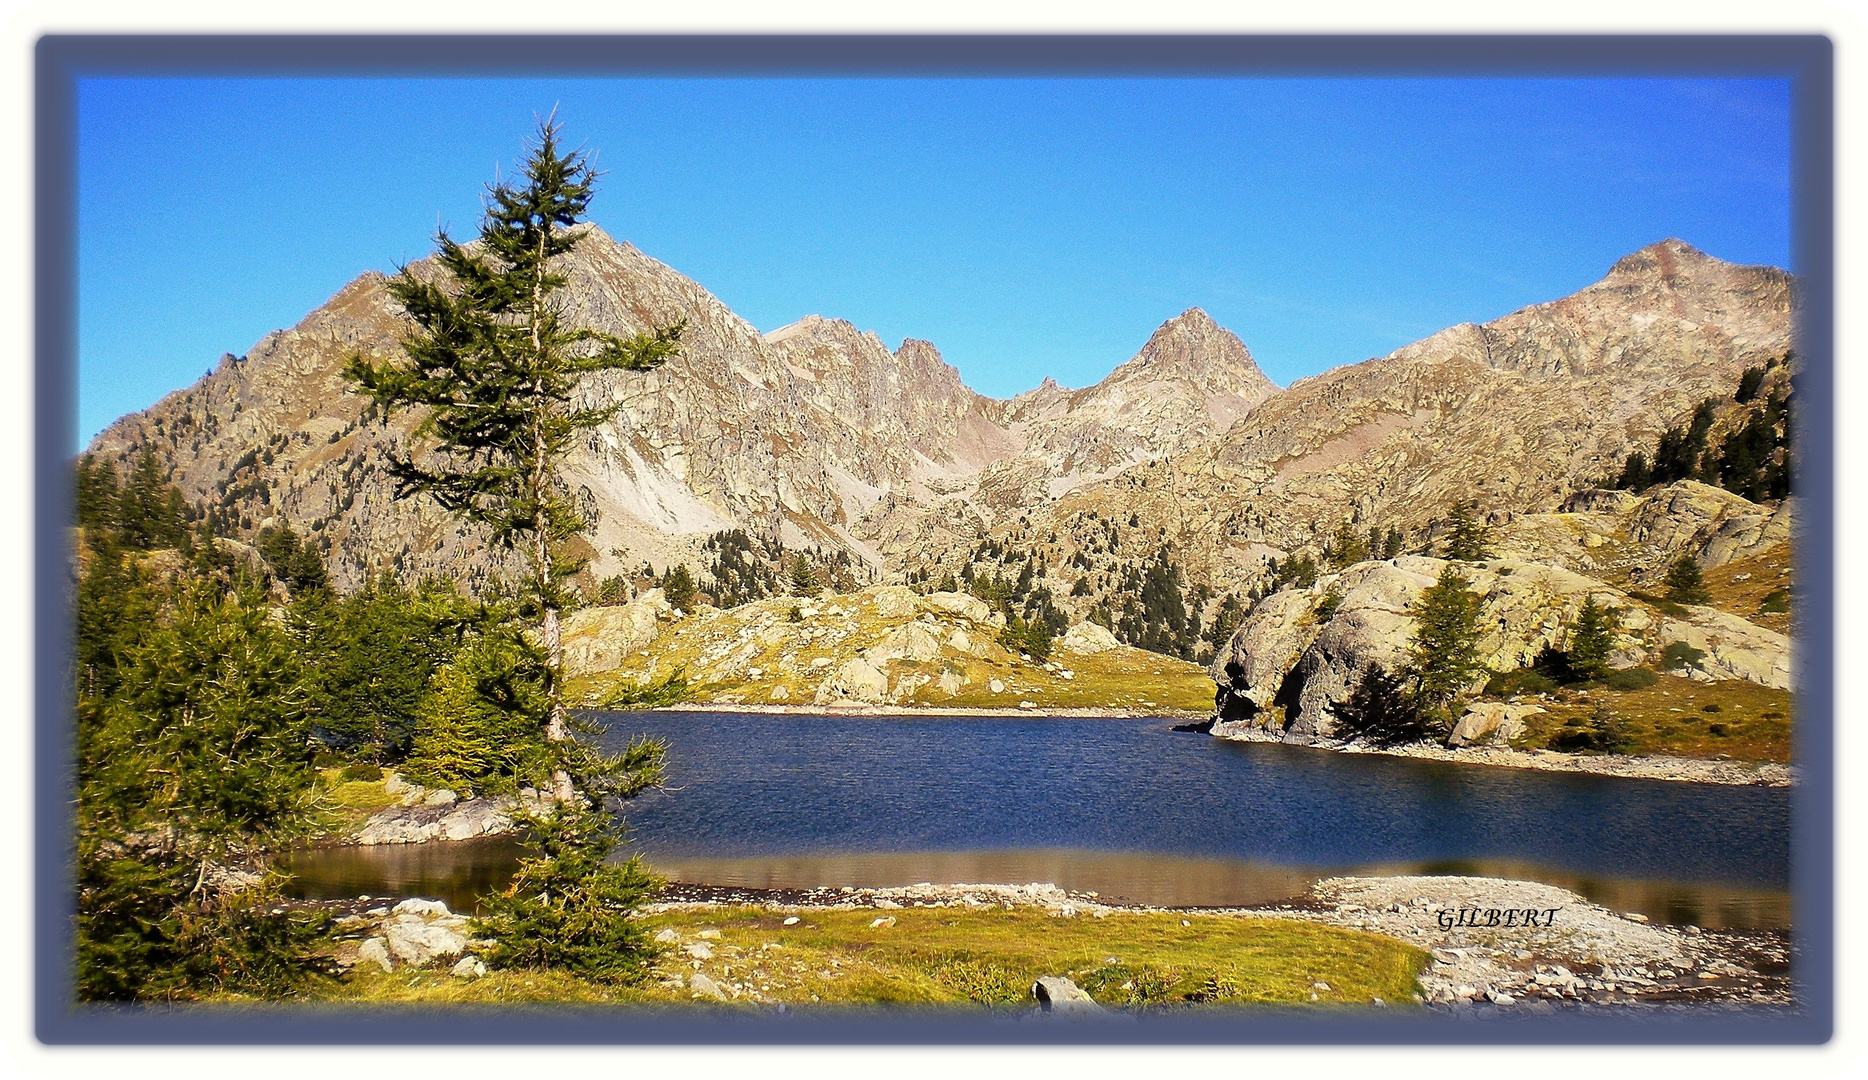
[309,769,399,837]
[308,906,1425,1010]
[1500,672,1790,763]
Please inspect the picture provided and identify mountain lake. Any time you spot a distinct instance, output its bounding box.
[285,710,1793,929]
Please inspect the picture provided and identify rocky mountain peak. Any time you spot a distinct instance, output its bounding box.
[1605,237,1722,284]
[1101,307,1278,401]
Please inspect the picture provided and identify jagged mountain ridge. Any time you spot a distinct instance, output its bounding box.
[86,225,1274,592]
[855,239,1795,623]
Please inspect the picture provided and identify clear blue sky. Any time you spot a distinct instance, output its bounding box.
[77,76,1792,449]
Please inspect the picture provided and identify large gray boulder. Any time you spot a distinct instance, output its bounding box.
[1059,621,1119,655]
[813,657,890,704]
[1031,976,1106,1017]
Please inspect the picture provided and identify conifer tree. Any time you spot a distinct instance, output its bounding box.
[788,554,820,596]
[1663,555,1711,605]
[1409,565,1486,721]
[1327,521,1369,568]
[345,118,682,803]
[661,563,697,611]
[1565,596,1622,682]
[1442,501,1492,562]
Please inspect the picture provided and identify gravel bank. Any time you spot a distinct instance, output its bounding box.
[1210,722,1792,787]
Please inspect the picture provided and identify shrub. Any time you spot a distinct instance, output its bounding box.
[1758,589,1790,615]
[338,761,383,783]
[1660,641,1708,672]
[931,958,1024,1005]
[1079,963,1185,1008]
[1546,705,1633,754]
[598,668,690,710]
[1484,668,1558,697]
[1314,589,1343,623]
[1629,590,1689,618]
[1601,667,1659,692]
[472,802,664,984]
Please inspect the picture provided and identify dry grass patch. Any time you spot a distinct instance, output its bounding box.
[1702,545,1792,635]
[1508,672,1790,763]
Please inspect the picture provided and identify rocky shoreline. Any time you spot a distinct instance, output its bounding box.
[643,702,1208,719]
[303,874,1791,1014]
[644,875,1792,1014]
[1208,720,1793,787]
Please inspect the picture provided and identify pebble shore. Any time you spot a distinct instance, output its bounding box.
[642,874,1793,1014]
[1209,722,1793,787]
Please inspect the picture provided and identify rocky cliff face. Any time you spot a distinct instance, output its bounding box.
[858,240,1796,633]
[87,228,1277,594]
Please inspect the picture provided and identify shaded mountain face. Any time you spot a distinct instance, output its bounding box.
[86,226,1278,592]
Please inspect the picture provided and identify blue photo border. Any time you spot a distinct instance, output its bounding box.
[33,33,1835,1046]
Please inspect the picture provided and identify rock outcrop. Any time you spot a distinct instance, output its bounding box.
[567,583,1213,713]
[332,897,476,973]
[1209,553,1788,742]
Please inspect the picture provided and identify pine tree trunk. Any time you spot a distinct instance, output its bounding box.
[532,226,576,806]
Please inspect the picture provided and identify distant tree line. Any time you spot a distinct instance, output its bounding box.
[1612,361,1793,501]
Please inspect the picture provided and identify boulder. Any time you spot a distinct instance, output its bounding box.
[1447,703,1545,747]
[689,972,728,1000]
[813,658,890,704]
[354,796,517,845]
[450,956,488,978]
[1031,976,1105,1017]
[560,590,672,676]
[921,591,993,623]
[384,919,467,967]
[1658,608,1792,689]
[357,937,395,973]
[865,622,944,664]
[1059,621,1119,655]
[870,585,920,619]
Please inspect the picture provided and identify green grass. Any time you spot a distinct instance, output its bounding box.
[309,906,1426,1010]
[310,768,399,836]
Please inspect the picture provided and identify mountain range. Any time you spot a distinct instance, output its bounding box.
[87,228,1794,621]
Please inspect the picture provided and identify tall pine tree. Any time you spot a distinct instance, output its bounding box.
[345,117,681,804]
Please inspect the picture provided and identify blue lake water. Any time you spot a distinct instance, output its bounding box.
[286,711,1792,927]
